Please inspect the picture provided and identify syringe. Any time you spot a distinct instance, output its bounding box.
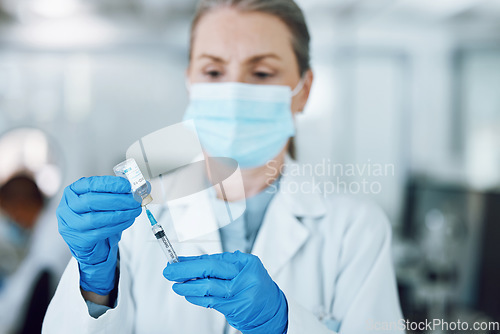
[113,158,179,264]
[145,206,179,264]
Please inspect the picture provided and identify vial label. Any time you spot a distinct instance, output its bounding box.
[113,158,153,205]
[113,159,147,191]
[123,166,145,191]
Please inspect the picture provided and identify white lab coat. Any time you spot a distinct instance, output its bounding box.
[42,167,404,334]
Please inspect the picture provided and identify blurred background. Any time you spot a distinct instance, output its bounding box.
[0,0,499,333]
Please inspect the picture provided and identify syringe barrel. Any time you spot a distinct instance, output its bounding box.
[152,224,179,264]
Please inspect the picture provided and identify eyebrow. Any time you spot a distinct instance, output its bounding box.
[248,53,282,63]
[197,54,227,63]
[197,53,282,64]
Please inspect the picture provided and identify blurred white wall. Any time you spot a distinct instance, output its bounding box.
[0,49,189,190]
[1,0,500,225]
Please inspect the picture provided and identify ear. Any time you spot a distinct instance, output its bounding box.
[296,69,314,113]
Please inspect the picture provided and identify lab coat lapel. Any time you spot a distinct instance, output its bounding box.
[225,195,308,334]
[251,161,327,277]
[251,193,310,277]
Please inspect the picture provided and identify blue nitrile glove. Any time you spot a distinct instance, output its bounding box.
[57,176,142,295]
[163,251,288,334]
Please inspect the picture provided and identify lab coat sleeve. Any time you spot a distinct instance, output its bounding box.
[286,201,403,334]
[42,252,135,333]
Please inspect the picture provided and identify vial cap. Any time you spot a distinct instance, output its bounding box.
[142,194,153,206]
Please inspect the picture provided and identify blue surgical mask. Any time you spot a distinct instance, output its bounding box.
[183,81,304,168]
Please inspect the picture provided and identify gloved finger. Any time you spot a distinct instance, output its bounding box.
[59,206,141,231]
[70,176,132,195]
[60,217,133,243]
[88,208,142,228]
[176,252,248,267]
[83,219,136,239]
[176,256,204,262]
[184,296,225,310]
[63,228,123,253]
[191,252,246,264]
[67,190,141,213]
[172,278,234,298]
[163,258,240,282]
[69,237,113,263]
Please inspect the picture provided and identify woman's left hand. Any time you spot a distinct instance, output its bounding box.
[163,251,288,334]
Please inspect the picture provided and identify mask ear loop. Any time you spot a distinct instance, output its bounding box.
[291,77,305,97]
[185,77,191,93]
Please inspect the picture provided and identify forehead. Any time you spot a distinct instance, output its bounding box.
[191,7,295,62]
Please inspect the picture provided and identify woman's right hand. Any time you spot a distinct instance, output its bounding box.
[57,176,142,296]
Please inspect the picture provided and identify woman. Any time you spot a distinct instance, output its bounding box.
[43,0,403,333]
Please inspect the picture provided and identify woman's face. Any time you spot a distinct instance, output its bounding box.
[187,7,312,114]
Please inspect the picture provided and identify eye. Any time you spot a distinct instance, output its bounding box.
[204,70,223,79]
[254,71,273,79]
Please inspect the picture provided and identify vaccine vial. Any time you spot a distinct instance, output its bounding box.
[113,158,153,206]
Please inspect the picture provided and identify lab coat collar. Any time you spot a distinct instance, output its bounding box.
[277,155,328,218]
